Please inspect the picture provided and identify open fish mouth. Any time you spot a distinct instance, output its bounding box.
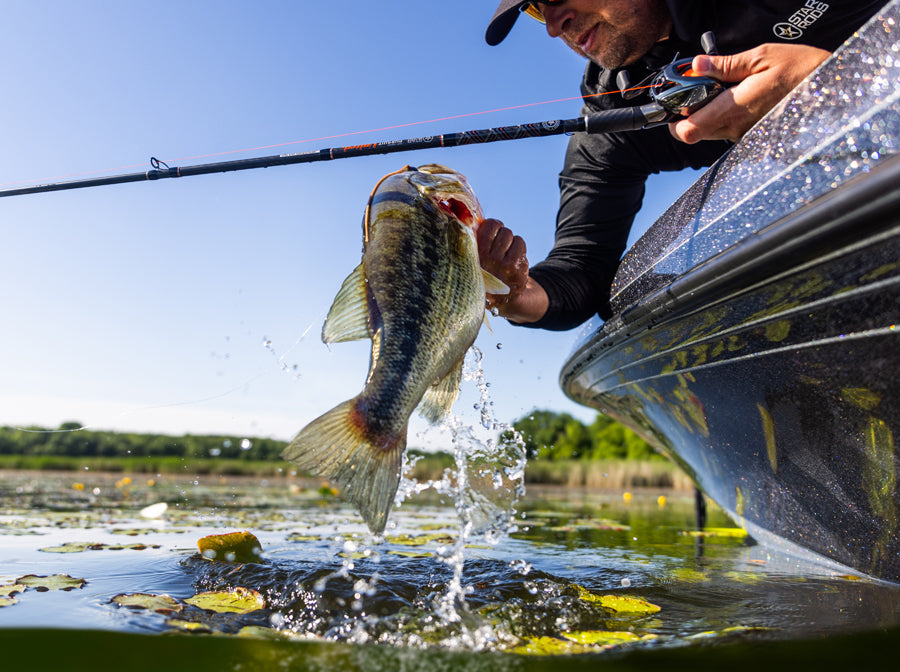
[410,164,483,231]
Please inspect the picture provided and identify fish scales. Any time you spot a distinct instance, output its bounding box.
[282,165,508,534]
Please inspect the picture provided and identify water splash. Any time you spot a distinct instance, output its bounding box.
[292,345,529,649]
[406,346,527,645]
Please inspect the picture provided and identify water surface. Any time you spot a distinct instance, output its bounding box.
[2,469,899,670]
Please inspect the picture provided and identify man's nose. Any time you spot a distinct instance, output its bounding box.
[541,5,569,38]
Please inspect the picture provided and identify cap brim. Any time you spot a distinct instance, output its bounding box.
[485,4,523,46]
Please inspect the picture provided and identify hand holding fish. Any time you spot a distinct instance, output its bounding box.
[477,218,548,325]
[669,42,831,144]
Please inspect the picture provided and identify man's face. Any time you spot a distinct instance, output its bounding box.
[539,0,672,68]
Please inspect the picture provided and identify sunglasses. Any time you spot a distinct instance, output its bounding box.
[520,0,566,24]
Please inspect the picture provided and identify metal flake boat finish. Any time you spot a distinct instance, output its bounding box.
[560,3,900,582]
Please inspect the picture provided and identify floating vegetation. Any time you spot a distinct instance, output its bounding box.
[39,541,161,553]
[572,586,662,615]
[509,630,657,655]
[0,584,25,608]
[15,574,85,591]
[685,527,750,539]
[197,531,262,563]
[111,593,182,614]
[184,588,266,614]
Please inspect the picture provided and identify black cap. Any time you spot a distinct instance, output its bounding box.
[485,1,530,46]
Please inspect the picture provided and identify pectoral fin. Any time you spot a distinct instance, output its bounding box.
[419,358,464,424]
[482,270,510,295]
[322,263,372,343]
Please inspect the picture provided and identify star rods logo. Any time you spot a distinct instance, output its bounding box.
[774,1,830,40]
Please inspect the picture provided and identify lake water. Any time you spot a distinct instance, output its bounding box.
[2,468,900,671]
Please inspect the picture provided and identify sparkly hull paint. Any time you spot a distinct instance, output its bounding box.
[562,5,900,582]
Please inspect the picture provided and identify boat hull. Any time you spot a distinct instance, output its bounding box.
[561,4,900,581]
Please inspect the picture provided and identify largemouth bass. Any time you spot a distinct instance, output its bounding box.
[282,164,508,534]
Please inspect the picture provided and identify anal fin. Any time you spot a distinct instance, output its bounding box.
[418,358,464,424]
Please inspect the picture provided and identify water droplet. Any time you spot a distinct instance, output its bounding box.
[496,343,503,349]
[241,438,252,451]
[621,577,632,588]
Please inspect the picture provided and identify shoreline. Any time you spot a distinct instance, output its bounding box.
[0,467,695,499]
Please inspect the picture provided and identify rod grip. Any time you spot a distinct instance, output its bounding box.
[584,105,665,134]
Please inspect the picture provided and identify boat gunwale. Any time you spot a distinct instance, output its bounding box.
[561,150,900,397]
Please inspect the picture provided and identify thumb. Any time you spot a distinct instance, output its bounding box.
[692,52,754,84]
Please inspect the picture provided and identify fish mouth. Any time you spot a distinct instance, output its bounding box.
[437,196,477,227]
[410,165,483,229]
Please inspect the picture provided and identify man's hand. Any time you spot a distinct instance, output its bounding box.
[669,43,831,144]
[476,218,548,324]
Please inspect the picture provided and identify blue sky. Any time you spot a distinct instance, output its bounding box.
[0,2,700,442]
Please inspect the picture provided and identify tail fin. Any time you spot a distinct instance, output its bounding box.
[282,399,405,535]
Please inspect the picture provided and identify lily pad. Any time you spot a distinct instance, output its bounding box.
[112,593,183,614]
[286,533,323,542]
[236,625,289,640]
[685,527,748,539]
[0,596,17,608]
[563,630,656,646]
[40,541,160,553]
[385,533,456,547]
[387,550,432,558]
[109,527,187,536]
[16,574,85,591]
[685,625,770,640]
[38,541,100,553]
[185,587,266,614]
[164,618,217,634]
[573,585,661,614]
[0,584,25,598]
[197,531,262,563]
[507,635,592,656]
[556,518,631,532]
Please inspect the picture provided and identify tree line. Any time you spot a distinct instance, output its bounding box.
[0,423,287,461]
[504,410,661,461]
[0,410,658,463]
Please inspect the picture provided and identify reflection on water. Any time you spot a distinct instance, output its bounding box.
[2,469,899,660]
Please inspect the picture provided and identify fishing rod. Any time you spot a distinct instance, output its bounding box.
[0,56,722,199]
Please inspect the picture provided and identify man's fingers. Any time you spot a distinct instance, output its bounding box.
[503,235,527,268]
[476,218,528,291]
[477,218,503,259]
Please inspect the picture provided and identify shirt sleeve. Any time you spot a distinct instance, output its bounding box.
[525,128,651,330]
[520,111,729,331]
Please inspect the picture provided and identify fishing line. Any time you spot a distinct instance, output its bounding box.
[0,86,652,192]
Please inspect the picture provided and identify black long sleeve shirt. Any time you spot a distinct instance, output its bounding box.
[526,0,889,330]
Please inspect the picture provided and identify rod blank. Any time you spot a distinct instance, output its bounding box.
[0,105,662,198]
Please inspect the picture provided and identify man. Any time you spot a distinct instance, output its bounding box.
[478,0,888,330]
